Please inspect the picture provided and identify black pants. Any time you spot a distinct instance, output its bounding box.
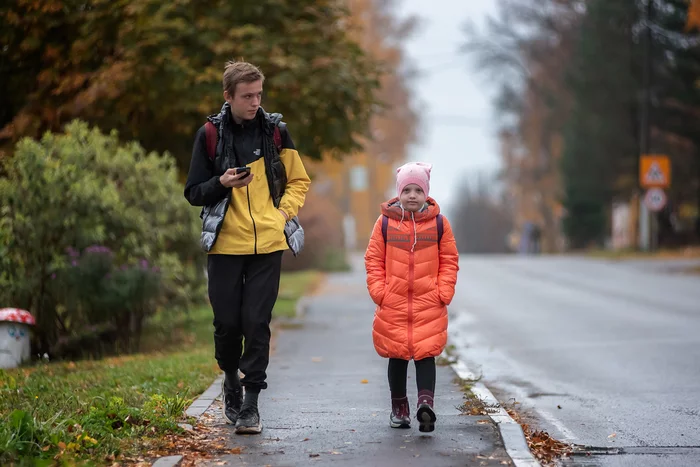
[388,357,436,398]
[207,251,283,392]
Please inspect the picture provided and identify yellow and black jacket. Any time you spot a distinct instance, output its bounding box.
[184,104,310,255]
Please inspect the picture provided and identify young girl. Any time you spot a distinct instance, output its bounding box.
[364,162,459,432]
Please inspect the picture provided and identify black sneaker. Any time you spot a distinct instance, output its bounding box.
[235,405,263,434]
[221,379,243,425]
[417,403,436,433]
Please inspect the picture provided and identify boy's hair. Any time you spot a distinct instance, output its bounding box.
[223,61,265,97]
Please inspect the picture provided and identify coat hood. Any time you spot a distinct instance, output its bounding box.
[380,197,441,222]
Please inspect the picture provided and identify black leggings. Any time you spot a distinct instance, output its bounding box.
[388,357,436,398]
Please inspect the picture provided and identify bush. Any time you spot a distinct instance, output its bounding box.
[0,120,205,359]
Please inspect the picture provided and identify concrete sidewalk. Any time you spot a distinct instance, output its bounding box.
[196,267,511,466]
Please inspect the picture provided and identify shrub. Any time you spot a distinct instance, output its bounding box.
[0,120,205,359]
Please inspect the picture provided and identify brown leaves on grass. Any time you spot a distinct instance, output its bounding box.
[505,408,572,466]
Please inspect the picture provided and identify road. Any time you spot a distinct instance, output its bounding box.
[450,256,700,466]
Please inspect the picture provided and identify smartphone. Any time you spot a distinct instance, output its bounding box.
[234,167,251,175]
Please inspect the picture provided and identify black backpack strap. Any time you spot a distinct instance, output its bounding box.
[382,215,389,243]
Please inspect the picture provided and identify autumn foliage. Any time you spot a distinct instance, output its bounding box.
[0,0,382,171]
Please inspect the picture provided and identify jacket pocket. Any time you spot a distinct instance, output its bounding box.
[434,278,446,306]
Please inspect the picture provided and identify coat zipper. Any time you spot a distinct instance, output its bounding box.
[408,238,415,358]
[246,185,258,254]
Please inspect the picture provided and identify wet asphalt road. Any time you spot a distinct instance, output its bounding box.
[450,256,700,466]
[203,268,511,466]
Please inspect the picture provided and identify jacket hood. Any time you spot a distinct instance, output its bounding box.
[380,197,441,222]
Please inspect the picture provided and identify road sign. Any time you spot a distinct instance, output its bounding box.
[644,188,667,212]
[640,155,671,189]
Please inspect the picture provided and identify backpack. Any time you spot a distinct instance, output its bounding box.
[204,121,283,160]
[381,214,444,248]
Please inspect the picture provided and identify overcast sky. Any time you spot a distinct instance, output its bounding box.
[396,0,500,214]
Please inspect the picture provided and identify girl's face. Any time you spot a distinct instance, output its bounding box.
[400,184,427,212]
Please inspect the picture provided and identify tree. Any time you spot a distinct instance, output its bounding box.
[560,0,643,247]
[653,0,700,220]
[463,0,582,252]
[0,0,382,170]
[449,173,512,254]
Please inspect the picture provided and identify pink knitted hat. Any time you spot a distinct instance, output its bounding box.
[396,162,432,197]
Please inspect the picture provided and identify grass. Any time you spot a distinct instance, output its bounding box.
[0,270,322,466]
[273,270,323,319]
[586,246,700,260]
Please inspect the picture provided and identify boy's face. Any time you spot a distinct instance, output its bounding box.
[224,80,263,122]
[400,184,427,212]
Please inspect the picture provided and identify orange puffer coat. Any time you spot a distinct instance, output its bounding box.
[364,198,459,360]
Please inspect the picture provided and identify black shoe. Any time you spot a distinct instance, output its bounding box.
[221,379,243,425]
[417,403,436,433]
[235,405,262,434]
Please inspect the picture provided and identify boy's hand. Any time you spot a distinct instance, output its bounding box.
[220,169,253,188]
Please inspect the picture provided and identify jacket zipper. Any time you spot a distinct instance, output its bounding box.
[246,185,258,254]
[408,239,415,358]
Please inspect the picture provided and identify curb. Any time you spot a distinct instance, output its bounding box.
[151,296,314,464]
[151,455,183,467]
[450,359,541,467]
[295,295,311,318]
[181,294,313,422]
[185,373,224,418]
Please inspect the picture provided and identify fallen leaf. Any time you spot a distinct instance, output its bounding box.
[67,361,76,369]
[477,419,490,424]
[557,405,562,409]
[360,379,369,384]
[311,357,323,362]
[302,438,310,442]
[230,447,242,454]
[309,454,320,458]
[42,446,50,452]
[331,451,342,455]
[58,442,66,450]
[608,433,617,439]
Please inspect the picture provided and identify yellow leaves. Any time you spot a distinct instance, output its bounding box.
[360,379,369,384]
[66,442,81,452]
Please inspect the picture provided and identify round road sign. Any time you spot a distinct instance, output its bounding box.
[644,188,667,212]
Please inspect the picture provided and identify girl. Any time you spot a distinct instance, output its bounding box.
[365,162,459,432]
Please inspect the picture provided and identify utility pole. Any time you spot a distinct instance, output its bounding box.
[639,0,654,251]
